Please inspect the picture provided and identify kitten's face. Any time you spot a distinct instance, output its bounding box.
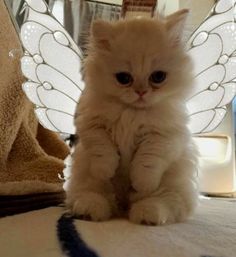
[85,11,192,108]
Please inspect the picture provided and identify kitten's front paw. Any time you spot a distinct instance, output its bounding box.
[69,192,112,221]
[129,199,175,226]
[131,167,162,194]
[90,155,119,180]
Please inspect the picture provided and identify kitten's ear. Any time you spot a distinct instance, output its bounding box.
[165,9,189,46]
[91,20,114,51]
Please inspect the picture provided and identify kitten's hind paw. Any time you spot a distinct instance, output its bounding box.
[69,192,112,221]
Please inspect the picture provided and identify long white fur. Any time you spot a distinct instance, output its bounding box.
[66,10,199,225]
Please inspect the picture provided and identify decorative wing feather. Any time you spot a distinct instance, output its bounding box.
[187,0,236,134]
[20,0,84,135]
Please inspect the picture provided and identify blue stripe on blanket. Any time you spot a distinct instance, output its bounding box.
[57,214,99,257]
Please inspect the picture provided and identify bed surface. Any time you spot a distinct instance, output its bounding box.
[0,197,235,257]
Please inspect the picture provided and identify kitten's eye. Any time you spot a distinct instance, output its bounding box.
[115,72,133,86]
[149,71,167,85]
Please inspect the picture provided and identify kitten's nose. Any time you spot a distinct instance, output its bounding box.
[135,90,147,97]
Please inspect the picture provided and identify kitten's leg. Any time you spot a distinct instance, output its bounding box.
[130,133,185,194]
[129,155,198,225]
[80,128,120,181]
[66,144,117,221]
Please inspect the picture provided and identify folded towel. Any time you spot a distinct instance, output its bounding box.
[0,0,70,216]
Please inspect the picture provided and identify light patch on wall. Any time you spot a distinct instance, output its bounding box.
[194,136,230,163]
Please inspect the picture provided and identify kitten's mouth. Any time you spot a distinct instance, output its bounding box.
[136,97,145,103]
[133,97,147,107]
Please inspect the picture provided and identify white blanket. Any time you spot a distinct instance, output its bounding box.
[0,198,235,257]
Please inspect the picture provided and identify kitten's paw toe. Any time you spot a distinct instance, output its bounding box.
[77,214,92,221]
[70,192,112,221]
[140,220,157,226]
[129,199,172,226]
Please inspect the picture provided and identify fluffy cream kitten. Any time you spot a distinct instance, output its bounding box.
[66,9,198,225]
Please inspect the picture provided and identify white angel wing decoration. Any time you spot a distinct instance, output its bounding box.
[20,0,84,135]
[187,0,236,134]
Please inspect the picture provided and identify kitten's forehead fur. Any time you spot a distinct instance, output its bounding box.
[91,10,188,56]
[108,18,167,53]
[89,15,187,71]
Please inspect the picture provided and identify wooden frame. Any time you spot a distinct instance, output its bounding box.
[121,0,157,17]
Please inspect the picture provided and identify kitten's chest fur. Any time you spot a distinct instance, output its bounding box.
[109,108,147,167]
